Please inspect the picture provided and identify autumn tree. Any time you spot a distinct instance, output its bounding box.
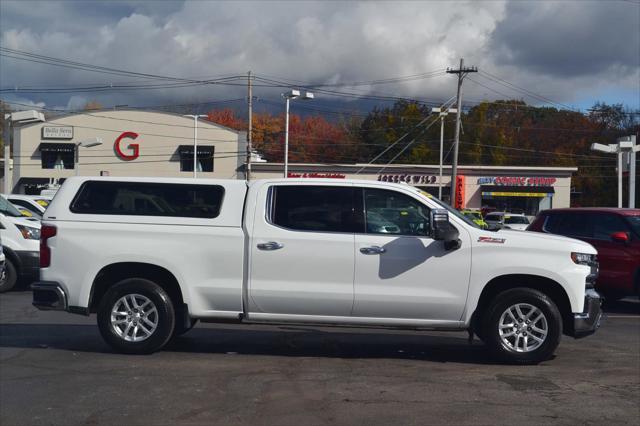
[205,108,246,131]
[82,100,103,110]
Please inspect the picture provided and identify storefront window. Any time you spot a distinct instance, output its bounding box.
[39,143,75,169]
[178,145,214,172]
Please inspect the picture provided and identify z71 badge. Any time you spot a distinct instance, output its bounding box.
[478,236,506,244]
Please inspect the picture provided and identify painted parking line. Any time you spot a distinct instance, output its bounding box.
[604,315,640,318]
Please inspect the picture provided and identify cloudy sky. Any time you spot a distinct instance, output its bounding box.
[1,0,638,114]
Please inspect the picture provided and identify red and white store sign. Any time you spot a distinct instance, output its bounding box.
[378,174,437,184]
[114,131,140,160]
[287,172,346,179]
[477,176,557,186]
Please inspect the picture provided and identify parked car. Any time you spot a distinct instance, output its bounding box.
[3,194,47,219]
[0,241,6,289]
[528,208,640,299]
[14,205,37,219]
[33,177,602,364]
[485,212,530,231]
[460,209,488,229]
[0,195,41,292]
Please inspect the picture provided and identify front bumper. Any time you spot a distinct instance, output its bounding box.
[570,288,603,338]
[32,281,67,311]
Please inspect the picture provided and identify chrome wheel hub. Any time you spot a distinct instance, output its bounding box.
[498,303,548,353]
[110,294,158,342]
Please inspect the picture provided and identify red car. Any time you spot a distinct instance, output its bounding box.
[528,208,640,299]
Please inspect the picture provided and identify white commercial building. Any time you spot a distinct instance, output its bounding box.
[2,109,246,194]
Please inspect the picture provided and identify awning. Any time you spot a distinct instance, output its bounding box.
[481,185,554,198]
[178,145,215,156]
[38,143,76,153]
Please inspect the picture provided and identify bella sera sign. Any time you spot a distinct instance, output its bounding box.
[477,176,557,186]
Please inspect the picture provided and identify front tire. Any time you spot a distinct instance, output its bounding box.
[97,279,175,354]
[482,288,562,364]
[0,259,17,293]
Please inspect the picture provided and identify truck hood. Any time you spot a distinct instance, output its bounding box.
[5,216,41,228]
[479,228,597,255]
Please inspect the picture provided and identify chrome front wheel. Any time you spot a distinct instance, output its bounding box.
[498,303,548,353]
[483,288,562,364]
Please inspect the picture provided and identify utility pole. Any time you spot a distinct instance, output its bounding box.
[246,70,253,181]
[446,58,477,207]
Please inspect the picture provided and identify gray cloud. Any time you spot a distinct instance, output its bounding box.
[0,0,638,111]
[490,0,640,76]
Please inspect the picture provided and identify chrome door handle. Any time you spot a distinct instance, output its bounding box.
[257,241,284,251]
[359,246,386,255]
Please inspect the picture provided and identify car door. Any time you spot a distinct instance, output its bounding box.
[248,183,358,317]
[352,186,472,321]
[585,213,635,292]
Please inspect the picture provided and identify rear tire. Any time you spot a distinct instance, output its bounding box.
[97,278,175,354]
[482,288,562,364]
[0,259,17,293]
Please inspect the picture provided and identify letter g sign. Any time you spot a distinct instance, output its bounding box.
[114,131,139,160]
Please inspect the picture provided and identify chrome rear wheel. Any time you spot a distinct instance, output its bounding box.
[110,294,159,342]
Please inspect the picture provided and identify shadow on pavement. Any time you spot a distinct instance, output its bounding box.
[0,323,504,364]
[602,296,640,315]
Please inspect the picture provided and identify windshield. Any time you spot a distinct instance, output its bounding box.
[626,216,640,237]
[414,190,480,229]
[505,216,530,224]
[0,196,24,217]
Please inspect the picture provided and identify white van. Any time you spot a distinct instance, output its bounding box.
[0,195,41,292]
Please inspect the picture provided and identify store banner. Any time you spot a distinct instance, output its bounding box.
[455,175,465,209]
[482,191,553,198]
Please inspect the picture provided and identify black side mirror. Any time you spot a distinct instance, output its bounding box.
[430,209,460,249]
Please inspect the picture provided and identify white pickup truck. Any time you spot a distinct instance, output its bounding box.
[33,177,602,363]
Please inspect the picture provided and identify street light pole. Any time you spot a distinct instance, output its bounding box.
[591,136,639,208]
[3,110,46,193]
[284,95,291,178]
[184,114,207,178]
[432,107,457,199]
[75,138,103,176]
[282,90,314,178]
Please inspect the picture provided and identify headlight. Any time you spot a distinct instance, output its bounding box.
[571,252,596,265]
[16,224,41,240]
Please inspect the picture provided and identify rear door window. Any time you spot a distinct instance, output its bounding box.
[70,181,225,218]
[271,186,360,233]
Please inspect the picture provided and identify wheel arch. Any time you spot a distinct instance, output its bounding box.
[89,262,186,315]
[472,274,574,337]
[2,246,21,272]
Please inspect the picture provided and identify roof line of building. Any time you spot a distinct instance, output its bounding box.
[250,163,579,172]
[13,108,242,135]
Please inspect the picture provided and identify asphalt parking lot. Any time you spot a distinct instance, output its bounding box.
[0,291,638,426]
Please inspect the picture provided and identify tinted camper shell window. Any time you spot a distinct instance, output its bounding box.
[70,181,225,219]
